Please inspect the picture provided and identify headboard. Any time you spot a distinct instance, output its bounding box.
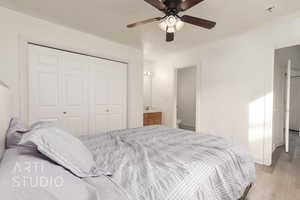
[0,80,10,160]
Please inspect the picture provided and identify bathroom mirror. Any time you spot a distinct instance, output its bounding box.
[143,71,152,109]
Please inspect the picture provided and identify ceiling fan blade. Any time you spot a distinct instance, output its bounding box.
[127,17,162,28]
[179,0,205,11]
[144,0,166,10]
[166,32,174,42]
[181,15,216,29]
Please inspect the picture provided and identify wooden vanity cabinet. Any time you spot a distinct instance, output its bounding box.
[143,112,162,126]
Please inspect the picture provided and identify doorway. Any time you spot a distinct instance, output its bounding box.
[273,45,300,153]
[176,66,197,131]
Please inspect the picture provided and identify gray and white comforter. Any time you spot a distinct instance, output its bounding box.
[80,125,255,200]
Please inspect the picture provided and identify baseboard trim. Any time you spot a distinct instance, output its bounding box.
[254,159,267,166]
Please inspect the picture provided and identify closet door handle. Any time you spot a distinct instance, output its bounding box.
[106,109,110,113]
[63,112,67,114]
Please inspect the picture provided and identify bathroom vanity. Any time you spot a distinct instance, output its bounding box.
[143,110,162,126]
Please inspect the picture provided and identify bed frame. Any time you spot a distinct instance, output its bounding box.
[239,184,252,200]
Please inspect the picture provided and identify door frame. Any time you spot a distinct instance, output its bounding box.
[173,64,201,132]
[270,44,300,165]
[285,59,291,152]
[18,35,129,125]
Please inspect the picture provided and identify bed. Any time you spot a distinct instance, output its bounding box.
[0,81,255,200]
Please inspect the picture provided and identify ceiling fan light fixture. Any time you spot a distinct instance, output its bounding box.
[175,20,184,30]
[158,15,184,33]
[167,26,175,33]
[127,0,216,42]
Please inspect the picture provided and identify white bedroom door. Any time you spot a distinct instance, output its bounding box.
[28,45,89,136]
[285,59,291,153]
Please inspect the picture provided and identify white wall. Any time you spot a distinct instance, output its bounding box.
[151,60,177,126]
[150,12,300,165]
[0,7,144,128]
[177,67,196,128]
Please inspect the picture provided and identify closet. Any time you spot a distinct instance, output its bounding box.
[28,44,127,136]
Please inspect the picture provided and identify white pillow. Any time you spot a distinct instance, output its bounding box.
[6,118,30,148]
[19,127,101,178]
[6,119,55,149]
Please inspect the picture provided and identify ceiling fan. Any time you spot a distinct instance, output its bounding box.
[127,0,216,42]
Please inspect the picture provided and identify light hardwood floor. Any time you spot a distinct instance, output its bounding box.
[247,132,300,200]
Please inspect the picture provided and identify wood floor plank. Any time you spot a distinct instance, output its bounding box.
[247,133,300,200]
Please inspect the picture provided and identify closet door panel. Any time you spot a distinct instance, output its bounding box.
[63,117,83,135]
[107,61,127,131]
[65,75,83,105]
[95,79,109,105]
[108,62,127,105]
[108,115,123,131]
[94,105,109,133]
[29,45,89,136]
[60,53,89,136]
[109,105,122,114]
[94,61,109,109]
[95,115,108,133]
[38,72,59,106]
[28,45,62,127]
[108,105,124,131]
[90,60,109,134]
[89,59,127,133]
[108,79,124,104]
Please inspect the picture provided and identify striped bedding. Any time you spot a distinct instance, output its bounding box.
[80,125,255,200]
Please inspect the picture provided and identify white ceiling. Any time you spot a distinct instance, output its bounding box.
[1,0,300,58]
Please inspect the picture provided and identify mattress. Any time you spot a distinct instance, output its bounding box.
[80,125,256,200]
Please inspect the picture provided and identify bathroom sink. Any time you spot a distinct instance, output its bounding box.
[144,107,161,113]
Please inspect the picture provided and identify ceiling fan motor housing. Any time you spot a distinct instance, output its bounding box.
[164,0,182,15]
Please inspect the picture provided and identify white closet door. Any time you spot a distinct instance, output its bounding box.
[28,45,89,136]
[60,52,89,136]
[29,44,127,136]
[107,61,127,131]
[29,45,62,127]
[90,59,127,134]
[89,58,109,133]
